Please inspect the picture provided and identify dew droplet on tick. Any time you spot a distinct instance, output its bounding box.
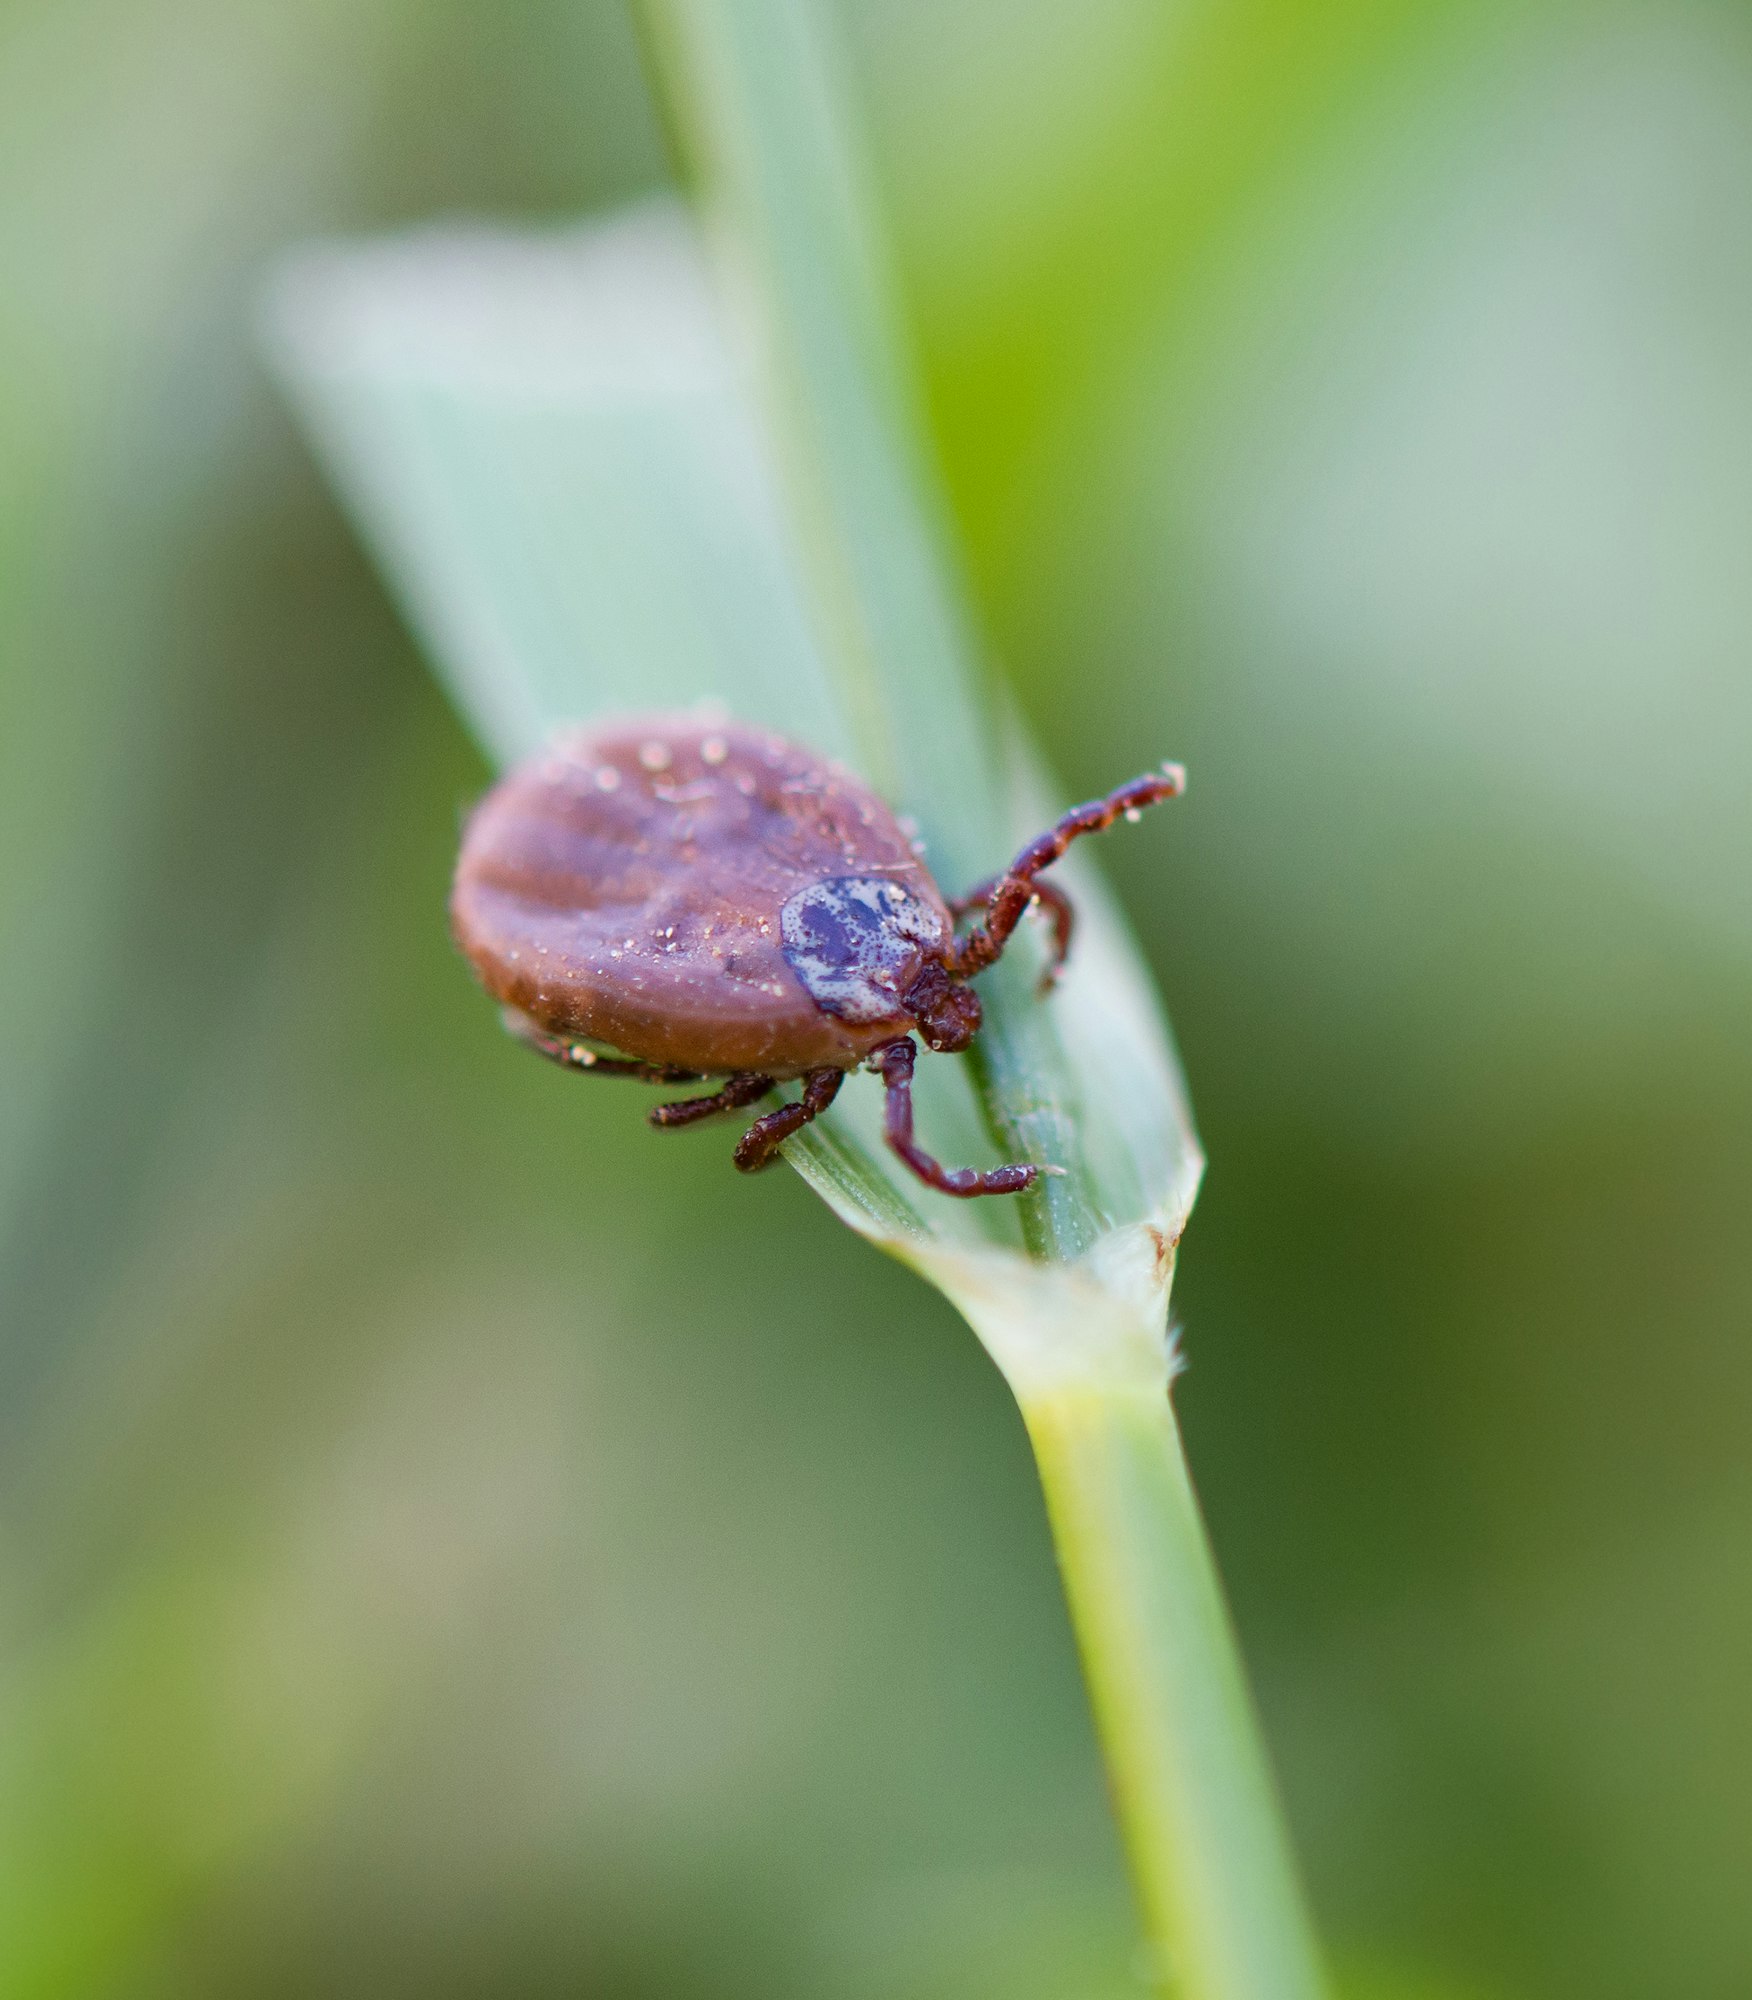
[450,714,1183,1199]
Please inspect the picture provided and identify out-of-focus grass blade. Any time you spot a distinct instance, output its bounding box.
[264,199,1199,1323]
[264,206,844,771]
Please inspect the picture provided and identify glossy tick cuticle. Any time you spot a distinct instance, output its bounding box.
[450,714,1184,1199]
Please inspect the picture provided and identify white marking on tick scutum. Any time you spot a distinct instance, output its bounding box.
[779,876,948,1023]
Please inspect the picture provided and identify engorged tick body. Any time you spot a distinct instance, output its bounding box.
[451,715,1183,1197]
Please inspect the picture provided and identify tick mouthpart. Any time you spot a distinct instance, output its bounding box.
[898,960,981,1053]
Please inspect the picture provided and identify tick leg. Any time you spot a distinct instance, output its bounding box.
[952,876,1075,992]
[649,1071,776,1132]
[948,762,1185,980]
[873,1037,1041,1198]
[502,1008,703,1083]
[733,1066,845,1173]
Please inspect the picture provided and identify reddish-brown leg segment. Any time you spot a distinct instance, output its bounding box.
[873,1037,1040,1197]
[649,1072,776,1131]
[949,763,1185,981]
[733,1066,845,1173]
[952,877,1075,991]
[502,1008,703,1083]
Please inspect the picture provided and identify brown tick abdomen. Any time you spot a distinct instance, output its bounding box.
[450,715,951,1076]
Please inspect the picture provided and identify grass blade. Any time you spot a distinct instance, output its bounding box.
[264,7,1323,1986]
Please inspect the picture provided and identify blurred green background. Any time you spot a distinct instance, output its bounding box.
[4,2,1752,1995]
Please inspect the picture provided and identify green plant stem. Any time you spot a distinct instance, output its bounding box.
[634,4,1329,1993]
[1023,1382,1325,1999]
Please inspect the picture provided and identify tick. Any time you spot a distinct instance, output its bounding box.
[451,715,1183,1197]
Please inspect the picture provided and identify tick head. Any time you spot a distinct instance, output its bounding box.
[898,958,982,1053]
